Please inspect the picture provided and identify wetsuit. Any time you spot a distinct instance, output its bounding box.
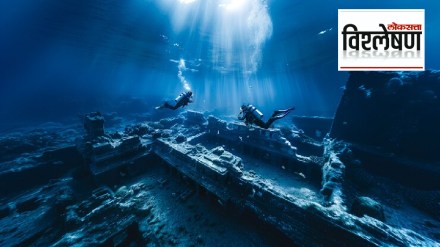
[238,105,294,129]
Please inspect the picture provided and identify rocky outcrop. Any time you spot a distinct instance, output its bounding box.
[331,71,440,162]
[330,71,440,189]
[350,196,385,222]
[184,110,207,126]
[83,112,105,139]
[321,139,348,206]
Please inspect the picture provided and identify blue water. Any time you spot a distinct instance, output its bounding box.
[1,0,439,125]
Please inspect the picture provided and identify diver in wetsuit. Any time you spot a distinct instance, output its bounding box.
[155,91,193,110]
[238,104,295,129]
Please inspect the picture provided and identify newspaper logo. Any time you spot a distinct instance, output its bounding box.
[338,9,425,71]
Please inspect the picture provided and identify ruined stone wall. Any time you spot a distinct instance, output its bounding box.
[331,71,440,162]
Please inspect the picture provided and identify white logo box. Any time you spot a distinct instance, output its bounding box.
[338,9,425,71]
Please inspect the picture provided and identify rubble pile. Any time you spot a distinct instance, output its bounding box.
[55,184,152,246]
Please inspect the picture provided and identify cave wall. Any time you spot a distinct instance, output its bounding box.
[331,71,440,162]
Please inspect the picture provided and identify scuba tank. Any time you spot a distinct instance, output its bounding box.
[175,93,185,103]
[174,91,192,107]
[248,105,264,119]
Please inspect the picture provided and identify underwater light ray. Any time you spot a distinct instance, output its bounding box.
[157,0,274,113]
[178,0,196,4]
[218,0,248,11]
[212,0,272,74]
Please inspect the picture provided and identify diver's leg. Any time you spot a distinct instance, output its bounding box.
[155,102,167,110]
[265,107,295,128]
[170,103,180,110]
[271,107,295,119]
[156,101,177,110]
[264,118,276,129]
[254,118,270,129]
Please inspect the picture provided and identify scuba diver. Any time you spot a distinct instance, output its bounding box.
[155,91,193,110]
[238,104,295,129]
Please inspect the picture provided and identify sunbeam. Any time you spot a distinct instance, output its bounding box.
[157,0,273,113]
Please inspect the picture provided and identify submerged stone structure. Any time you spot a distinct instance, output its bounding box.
[0,71,439,246]
[153,112,438,246]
